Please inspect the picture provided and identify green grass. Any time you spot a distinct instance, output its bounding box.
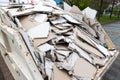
[99,15,120,24]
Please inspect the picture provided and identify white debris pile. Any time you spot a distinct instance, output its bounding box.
[1,1,118,80]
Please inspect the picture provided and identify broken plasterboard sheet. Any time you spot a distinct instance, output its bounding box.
[78,22,97,37]
[55,50,71,58]
[54,24,70,30]
[45,0,57,5]
[63,2,72,12]
[34,14,48,23]
[87,36,110,57]
[33,33,56,47]
[71,14,83,23]
[72,58,97,79]
[55,53,66,61]
[38,43,55,52]
[43,1,62,10]
[54,43,69,50]
[70,5,82,14]
[75,28,95,47]
[19,15,40,30]
[8,8,33,17]
[54,23,72,30]
[82,7,97,19]
[68,35,105,58]
[61,15,80,24]
[27,22,50,39]
[51,26,73,35]
[51,17,67,25]
[56,52,79,71]
[53,65,71,80]
[52,9,65,15]
[45,58,54,80]
[33,2,53,12]
[68,43,93,64]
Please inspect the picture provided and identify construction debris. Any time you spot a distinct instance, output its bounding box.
[0,1,119,80]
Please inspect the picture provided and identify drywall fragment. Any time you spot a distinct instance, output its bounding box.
[63,2,72,12]
[82,7,97,19]
[54,24,70,30]
[79,23,97,37]
[34,14,48,23]
[61,15,80,24]
[68,35,105,58]
[54,43,69,50]
[55,50,71,57]
[72,58,97,79]
[75,28,95,47]
[70,5,82,14]
[51,17,66,25]
[45,58,54,80]
[68,43,93,64]
[92,23,106,44]
[109,50,117,56]
[53,65,71,80]
[7,7,33,17]
[52,36,65,44]
[52,9,65,15]
[71,14,83,22]
[54,23,72,30]
[33,33,56,47]
[43,1,62,10]
[38,43,54,52]
[45,0,57,5]
[93,56,107,66]
[87,36,110,56]
[27,22,50,39]
[33,2,53,12]
[56,52,79,71]
[52,26,73,34]
[19,15,40,30]
[55,53,66,61]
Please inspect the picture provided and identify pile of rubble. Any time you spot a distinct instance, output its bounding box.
[0,0,118,80]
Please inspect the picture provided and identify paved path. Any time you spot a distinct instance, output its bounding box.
[102,21,120,80]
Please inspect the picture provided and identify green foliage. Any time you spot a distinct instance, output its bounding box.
[99,15,120,24]
[64,0,91,10]
[64,0,110,10]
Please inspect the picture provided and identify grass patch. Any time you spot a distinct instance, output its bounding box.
[99,15,120,24]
